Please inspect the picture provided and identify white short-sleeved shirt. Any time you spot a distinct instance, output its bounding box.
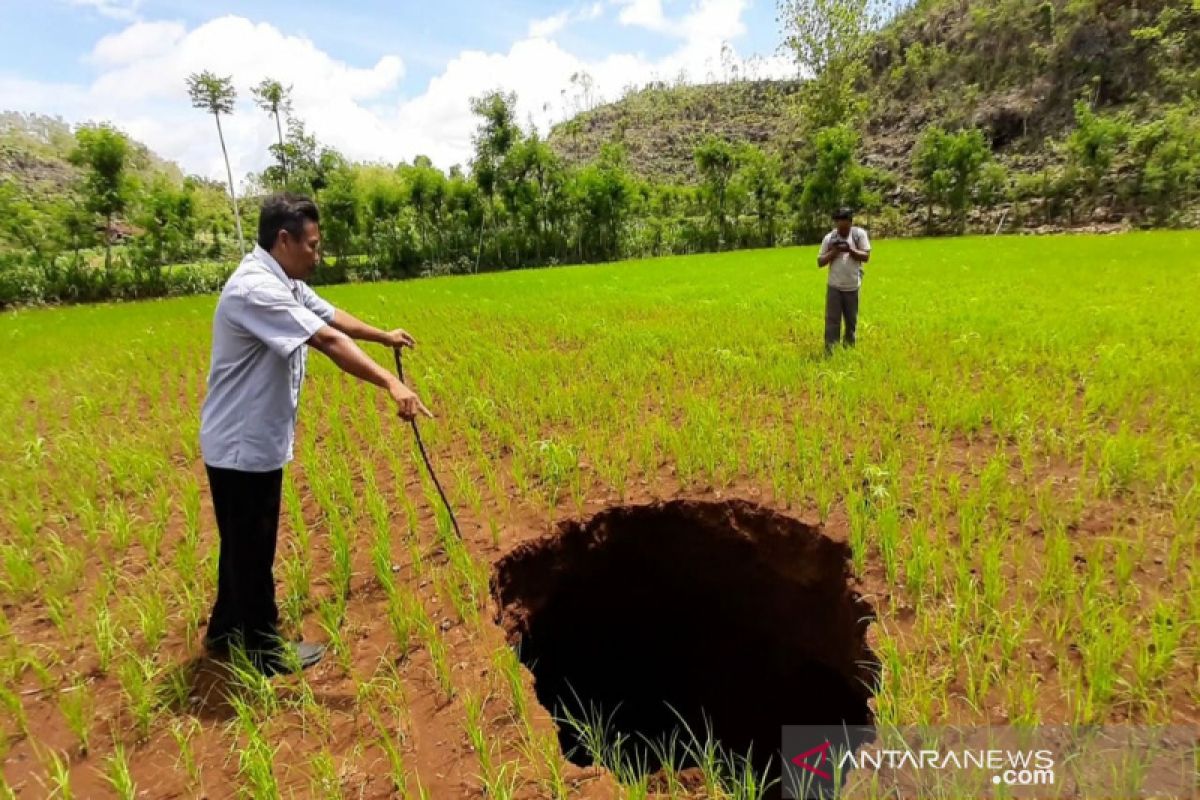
[200,246,336,472]
[821,226,872,291]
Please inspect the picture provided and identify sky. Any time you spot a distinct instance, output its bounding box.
[0,0,797,183]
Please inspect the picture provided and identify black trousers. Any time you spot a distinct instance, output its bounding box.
[204,464,284,657]
[825,286,860,352]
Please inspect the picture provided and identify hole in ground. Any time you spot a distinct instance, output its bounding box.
[491,498,879,781]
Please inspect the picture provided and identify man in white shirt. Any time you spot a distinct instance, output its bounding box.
[817,207,872,355]
[199,193,431,675]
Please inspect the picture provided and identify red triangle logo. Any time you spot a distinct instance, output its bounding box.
[791,740,833,780]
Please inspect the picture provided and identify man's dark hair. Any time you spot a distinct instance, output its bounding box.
[257,193,320,251]
[833,207,854,221]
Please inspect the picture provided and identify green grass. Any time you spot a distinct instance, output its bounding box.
[0,231,1197,795]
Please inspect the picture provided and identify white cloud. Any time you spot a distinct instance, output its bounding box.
[0,2,791,182]
[615,0,671,33]
[65,0,142,22]
[528,3,611,40]
[87,21,187,67]
[529,10,572,38]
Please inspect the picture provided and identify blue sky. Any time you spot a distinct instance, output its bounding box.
[0,0,793,179]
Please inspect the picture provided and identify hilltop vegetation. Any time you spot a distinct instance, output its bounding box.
[551,0,1200,225]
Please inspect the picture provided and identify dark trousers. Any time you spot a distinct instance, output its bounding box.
[204,464,284,658]
[825,286,860,353]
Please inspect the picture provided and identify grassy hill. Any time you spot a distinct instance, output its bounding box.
[0,112,183,200]
[550,80,803,183]
[549,0,1200,189]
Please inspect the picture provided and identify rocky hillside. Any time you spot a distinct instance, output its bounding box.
[0,112,183,200]
[549,0,1200,185]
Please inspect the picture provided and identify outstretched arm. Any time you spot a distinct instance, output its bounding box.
[308,326,432,419]
[330,308,416,349]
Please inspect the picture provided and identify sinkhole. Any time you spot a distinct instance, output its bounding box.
[491,499,879,779]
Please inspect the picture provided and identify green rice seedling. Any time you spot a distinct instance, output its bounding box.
[169,717,202,790]
[877,504,901,586]
[721,747,778,800]
[1039,522,1074,602]
[371,521,396,599]
[416,615,454,700]
[140,485,170,565]
[519,729,570,800]
[436,566,480,629]
[386,588,417,656]
[1132,599,1185,689]
[1098,426,1143,496]
[0,684,28,738]
[904,526,933,603]
[93,604,117,674]
[38,747,73,800]
[846,490,868,575]
[116,652,160,741]
[136,586,168,651]
[104,739,137,799]
[615,752,651,799]
[980,537,1005,612]
[454,464,484,517]
[366,701,411,799]
[283,473,309,552]
[408,539,426,579]
[1006,660,1042,727]
[58,679,94,755]
[1112,537,1139,601]
[0,542,38,600]
[106,503,135,553]
[316,597,352,675]
[492,646,529,731]
[557,690,625,773]
[479,761,523,800]
[674,711,725,798]
[463,690,494,783]
[235,717,281,800]
[308,749,343,799]
[279,544,311,632]
[328,513,353,606]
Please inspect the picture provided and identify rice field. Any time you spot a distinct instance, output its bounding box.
[0,231,1197,798]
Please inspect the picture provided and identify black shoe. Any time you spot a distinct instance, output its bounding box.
[257,641,325,677]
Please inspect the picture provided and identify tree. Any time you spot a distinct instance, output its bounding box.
[320,166,358,265]
[187,71,245,253]
[913,126,993,231]
[694,136,740,250]
[1066,99,1128,210]
[737,144,785,247]
[252,78,293,183]
[68,124,135,272]
[777,0,886,130]
[134,176,197,267]
[469,91,520,272]
[0,179,60,266]
[403,156,448,263]
[570,143,633,262]
[797,124,869,239]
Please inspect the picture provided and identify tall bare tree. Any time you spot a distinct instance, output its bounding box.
[252,78,293,184]
[187,71,245,253]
